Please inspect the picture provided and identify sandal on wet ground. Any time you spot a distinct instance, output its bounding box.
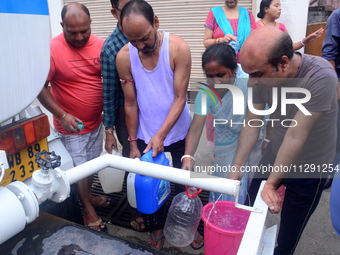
[92,196,115,208]
[149,231,165,251]
[130,217,146,232]
[87,218,107,233]
[190,231,204,250]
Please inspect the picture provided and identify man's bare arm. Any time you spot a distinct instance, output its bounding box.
[116,45,141,159]
[182,114,206,171]
[261,113,275,156]
[228,103,265,180]
[37,81,81,133]
[262,110,323,213]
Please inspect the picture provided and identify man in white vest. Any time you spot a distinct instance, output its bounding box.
[116,0,203,251]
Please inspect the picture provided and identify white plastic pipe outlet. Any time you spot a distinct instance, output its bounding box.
[65,154,240,197]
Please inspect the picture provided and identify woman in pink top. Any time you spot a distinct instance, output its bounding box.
[256,0,323,51]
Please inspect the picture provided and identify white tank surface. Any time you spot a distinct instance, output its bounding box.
[0,0,50,123]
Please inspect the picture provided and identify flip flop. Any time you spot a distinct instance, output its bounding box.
[150,231,165,251]
[87,218,108,233]
[130,217,146,232]
[190,231,204,250]
[93,196,115,208]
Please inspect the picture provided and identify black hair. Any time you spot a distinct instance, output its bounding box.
[202,43,238,73]
[61,3,90,22]
[120,0,154,29]
[268,32,294,68]
[257,0,273,19]
[110,0,119,9]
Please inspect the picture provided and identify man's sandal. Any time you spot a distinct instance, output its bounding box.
[150,231,165,251]
[87,218,108,233]
[92,196,115,208]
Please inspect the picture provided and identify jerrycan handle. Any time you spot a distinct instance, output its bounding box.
[185,186,202,198]
[140,149,169,166]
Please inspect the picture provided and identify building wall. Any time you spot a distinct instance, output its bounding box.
[47,0,63,37]
[319,0,340,11]
[63,0,253,87]
[56,0,313,82]
[308,6,332,24]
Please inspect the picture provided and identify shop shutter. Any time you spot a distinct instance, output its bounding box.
[64,0,254,88]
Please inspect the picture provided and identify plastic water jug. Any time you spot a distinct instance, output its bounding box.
[134,150,171,214]
[127,172,137,208]
[164,186,203,247]
[98,151,125,194]
[127,158,141,208]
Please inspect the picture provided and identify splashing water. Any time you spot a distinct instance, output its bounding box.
[204,202,250,232]
[212,192,217,214]
[206,194,223,225]
[208,208,248,231]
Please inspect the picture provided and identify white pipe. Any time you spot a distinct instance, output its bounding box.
[0,187,27,244]
[0,163,5,183]
[65,154,239,197]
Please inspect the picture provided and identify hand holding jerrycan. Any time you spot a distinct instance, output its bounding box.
[133,149,171,214]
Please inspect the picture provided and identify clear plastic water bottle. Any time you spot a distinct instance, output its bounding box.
[164,186,203,247]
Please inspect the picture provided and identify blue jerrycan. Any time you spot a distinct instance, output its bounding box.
[135,150,171,214]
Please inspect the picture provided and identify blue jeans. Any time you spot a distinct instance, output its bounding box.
[330,91,340,237]
[330,171,340,237]
[245,142,327,255]
[331,100,340,168]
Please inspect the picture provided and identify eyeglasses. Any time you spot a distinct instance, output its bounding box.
[115,7,122,12]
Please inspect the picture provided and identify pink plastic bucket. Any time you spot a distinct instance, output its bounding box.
[202,201,250,255]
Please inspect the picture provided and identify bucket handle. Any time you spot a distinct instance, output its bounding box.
[185,186,202,198]
[234,184,262,213]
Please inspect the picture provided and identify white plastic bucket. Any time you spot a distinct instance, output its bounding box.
[98,151,125,194]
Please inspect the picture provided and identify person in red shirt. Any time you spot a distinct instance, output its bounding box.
[38,3,112,232]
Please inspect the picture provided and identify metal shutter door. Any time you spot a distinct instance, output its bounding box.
[64,0,253,88]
